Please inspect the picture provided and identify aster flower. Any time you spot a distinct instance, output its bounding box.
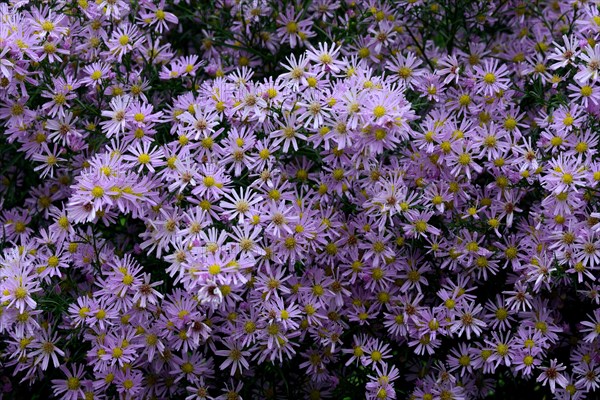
[197,280,223,307]
[447,141,483,180]
[485,331,515,368]
[306,42,346,74]
[409,332,441,356]
[359,231,395,267]
[362,339,392,367]
[100,95,132,138]
[580,310,600,343]
[276,8,314,48]
[568,81,600,107]
[46,111,83,147]
[537,359,569,393]
[473,59,510,96]
[41,82,77,118]
[573,361,600,391]
[267,296,302,330]
[575,44,600,83]
[296,90,330,130]
[449,301,487,340]
[106,24,141,62]
[186,379,213,400]
[513,351,542,378]
[512,137,540,173]
[403,211,441,238]
[215,339,251,376]
[220,187,263,224]
[97,0,130,19]
[544,155,587,194]
[138,0,179,33]
[114,369,143,398]
[30,329,65,370]
[81,62,112,88]
[172,352,210,384]
[385,52,424,88]
[575,229,600,268]
[87,300,119,331]
[437,54,462,84]
[51,364,86,400]
[178,107,218,141]
[270,111,307,152]
[126,99,164,128]
[483,295,515,331]
[0,263,40,313]
[122,142,164,173]
[549,34,579,69]
[447,343,474,377]
[31,143,66,179]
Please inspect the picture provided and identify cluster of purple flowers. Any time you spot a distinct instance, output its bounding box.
[0,0,600,399]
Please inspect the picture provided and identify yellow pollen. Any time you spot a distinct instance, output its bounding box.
[90,70,102,80]
[458,153,471,165]
[373,105,386,118]
[138,154,150,164]
[286,21,298,33]
[42,21,55,32]
[91,186,104,198]
[483,73,496,84]
[67,377,80,390]
[581,86,593,97]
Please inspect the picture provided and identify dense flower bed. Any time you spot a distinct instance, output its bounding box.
[0,0,600,399]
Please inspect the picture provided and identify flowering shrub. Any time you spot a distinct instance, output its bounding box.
[1,0,600,399]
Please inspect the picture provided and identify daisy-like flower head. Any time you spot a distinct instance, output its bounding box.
[51,364,86,400]
[473,59,510,96]
[306,42,346,74]
[537,359,569,393]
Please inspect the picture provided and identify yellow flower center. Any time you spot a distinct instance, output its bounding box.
[67,377,80,390]
[483,73,496,84]
[373,105,386,118]
[286,21,298,33]
[458,153,471,165]
[91,186,104,198]
[91,70,102,80]
[138,154,150,164]
[581,86,593,97]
